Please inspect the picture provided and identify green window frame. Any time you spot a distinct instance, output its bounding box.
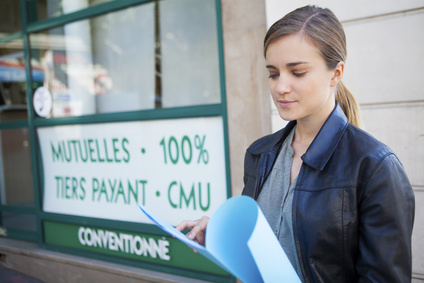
[0,1,233,282]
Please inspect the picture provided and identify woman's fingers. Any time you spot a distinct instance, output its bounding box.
[175,216,210,247]
[175,219,197,232]
[186,216,209,239]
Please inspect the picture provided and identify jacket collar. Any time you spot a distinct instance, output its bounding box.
[247,103,349,171]
[301,103,349,170]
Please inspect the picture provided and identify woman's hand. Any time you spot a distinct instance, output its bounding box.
[175,216,210,251]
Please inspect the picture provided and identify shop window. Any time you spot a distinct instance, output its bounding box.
[1,212,37,231]
[0,0,21,34]
[30,4,155,117]
[159,0,220,108]
[0,128,34,207]
[29,0,112,21]
[0,39,32,122]
[29,0,220,118]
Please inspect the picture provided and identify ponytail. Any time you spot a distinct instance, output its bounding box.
[336,81,363,128]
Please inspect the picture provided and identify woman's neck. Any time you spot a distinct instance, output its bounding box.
[293,100,335,148]
[293,121,320,148]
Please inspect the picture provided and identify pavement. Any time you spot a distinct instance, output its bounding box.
[0,266,44,283]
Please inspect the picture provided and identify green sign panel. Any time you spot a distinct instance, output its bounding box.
[44,221,228,276]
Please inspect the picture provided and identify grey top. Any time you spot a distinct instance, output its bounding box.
[257,126,304,282]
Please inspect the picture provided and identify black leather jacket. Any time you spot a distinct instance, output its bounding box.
[242,104,415,282]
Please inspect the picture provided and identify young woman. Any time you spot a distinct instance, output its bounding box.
[176,5,415,282]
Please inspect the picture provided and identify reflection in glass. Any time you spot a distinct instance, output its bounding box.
[159,0,220,107]
[0,40,34,122]
[1,212,37,231]
[29,0,221,118]
[29,0,112,21]
[0,128,34,207]
[30,4,155,117]
[0,0,22,34]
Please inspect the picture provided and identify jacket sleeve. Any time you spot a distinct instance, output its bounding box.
[356,153,415,282]
[241,150,259,199]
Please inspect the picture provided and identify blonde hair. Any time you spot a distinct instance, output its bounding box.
[264,5,363,128]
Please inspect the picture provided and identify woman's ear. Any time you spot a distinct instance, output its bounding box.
[330,61,344,87]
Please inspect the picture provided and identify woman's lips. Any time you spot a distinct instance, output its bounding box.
[278,100,295,108]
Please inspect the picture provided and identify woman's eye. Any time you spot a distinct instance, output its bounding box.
[293,72,306,78]
[268,74,279,79]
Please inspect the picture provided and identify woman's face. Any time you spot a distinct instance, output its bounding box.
[265,33,342,124]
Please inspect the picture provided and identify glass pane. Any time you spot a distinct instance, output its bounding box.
[0,39,31,122]
[29,0,221,118]
[0,0,22,34]
[0,128,34,207]
[159,0,220,108]
[29,0,112,22]
[30,4,155,117]
[1,212,36,231]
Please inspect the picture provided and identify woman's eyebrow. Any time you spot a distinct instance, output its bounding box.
[266,62,309,69]
[265,64,277,69]
[286,61,308,67]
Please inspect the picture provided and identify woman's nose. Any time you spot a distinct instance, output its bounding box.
[275,76,291,95]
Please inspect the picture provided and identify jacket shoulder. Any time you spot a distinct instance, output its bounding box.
[344,124,394,158]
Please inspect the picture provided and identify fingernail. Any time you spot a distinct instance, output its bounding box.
[187,233,194,240]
